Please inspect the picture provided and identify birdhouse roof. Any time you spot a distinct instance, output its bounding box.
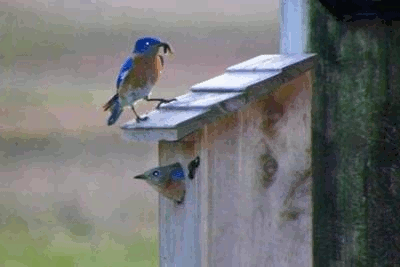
[122,54,317,142]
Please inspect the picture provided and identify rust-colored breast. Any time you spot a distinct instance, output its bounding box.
[118,55,164,96]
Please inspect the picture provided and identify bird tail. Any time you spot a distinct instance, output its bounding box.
[103,94,119,111]
[103,94,123,126]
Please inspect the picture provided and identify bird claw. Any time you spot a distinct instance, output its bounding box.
[136,116,149,123]
[156,98,177,109]
[188,156,200,180]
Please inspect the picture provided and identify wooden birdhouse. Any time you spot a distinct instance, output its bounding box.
[122,54,316,266]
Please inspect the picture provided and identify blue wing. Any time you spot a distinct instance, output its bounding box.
[171,168,185,181]
[116,57,134,90]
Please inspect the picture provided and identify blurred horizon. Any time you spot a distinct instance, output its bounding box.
[0,0,279,265]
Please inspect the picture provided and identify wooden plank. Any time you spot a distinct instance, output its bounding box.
[191,71,280,92]
[121,110,206,141]
[157,71,312,267]
[226,54,313,72]
[158,135,202,267]
[280,0,309,54]
[159,92,242,110]
[202,112,244,266]
[122,110,206,130]
[310,5,400,265]
[121,97,250,142]
[121,54,317,142]
[201,71,312,266]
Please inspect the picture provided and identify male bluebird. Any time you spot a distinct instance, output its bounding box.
[103,37,175,125]
[134,162,186,204]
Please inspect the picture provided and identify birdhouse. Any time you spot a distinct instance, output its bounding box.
[122,54,316,266]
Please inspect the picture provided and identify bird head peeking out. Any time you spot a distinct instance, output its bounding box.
[134,162,185,204]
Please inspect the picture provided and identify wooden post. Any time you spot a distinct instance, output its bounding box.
[280,0,309,54]
[309,1,400,266]
[122,54,316,266]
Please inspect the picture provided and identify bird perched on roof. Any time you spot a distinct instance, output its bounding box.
[103,37,175,125]
[134,162,186,204]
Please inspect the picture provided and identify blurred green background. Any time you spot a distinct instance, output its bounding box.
[0,0,278,265]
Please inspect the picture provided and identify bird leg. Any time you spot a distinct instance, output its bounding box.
[144,96,177,109]
[131,105,148,123]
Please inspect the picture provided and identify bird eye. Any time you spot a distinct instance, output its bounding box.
[146,42,149,45]
[152,170,160,177]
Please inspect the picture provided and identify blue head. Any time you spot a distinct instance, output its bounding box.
[132,37,172,55]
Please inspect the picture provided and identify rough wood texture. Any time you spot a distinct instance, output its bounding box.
[159,71,312,267]
[310,1,400,266]
[158,139,202,266]
[121,54,316,142]
[280,0,309,54]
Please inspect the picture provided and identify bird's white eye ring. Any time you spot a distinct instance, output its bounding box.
[146,42,149,45]
[153,170,160,177]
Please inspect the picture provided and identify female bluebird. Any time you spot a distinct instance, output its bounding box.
[134,162,186,204]
[103,37,175,125]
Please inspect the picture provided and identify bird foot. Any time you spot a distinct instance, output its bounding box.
[188,156,200,180]
[136,116,149,123]
[156,98,177,109]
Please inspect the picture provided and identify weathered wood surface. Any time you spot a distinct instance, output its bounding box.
[122,54,316,142]
[159,71,312,267]
[280,0,309,54]
[191,71,280,92]
[310,1,400,265]
[158,139,202,266]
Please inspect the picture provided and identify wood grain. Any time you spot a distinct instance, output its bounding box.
[159,71,312,267]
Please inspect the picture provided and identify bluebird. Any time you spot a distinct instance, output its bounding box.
[134,162,186,204]
[103,37,176,125]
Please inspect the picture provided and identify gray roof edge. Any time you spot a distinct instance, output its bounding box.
[226,53,317,72]
[122,128,179,142]
[122,94,250,142]
[226,53,317,73]
[121,54,317,142]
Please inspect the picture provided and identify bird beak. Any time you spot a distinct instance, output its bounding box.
[158,42,173,55]
[134,174,147,180]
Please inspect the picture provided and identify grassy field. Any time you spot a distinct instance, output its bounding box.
[0,127,160,266]
[0,0,279,265]
[0,214,158,266]
[0,94,161,266]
